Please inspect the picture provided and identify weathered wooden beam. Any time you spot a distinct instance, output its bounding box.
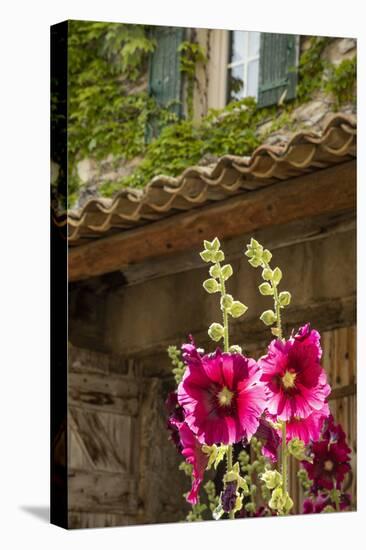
[121,209,355,287]
[69,161,356,282]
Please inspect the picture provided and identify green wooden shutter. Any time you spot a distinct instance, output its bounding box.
[257,34,298,108]
[147,26,185,139]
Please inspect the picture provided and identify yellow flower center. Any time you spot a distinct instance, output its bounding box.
[282,370,297,389]
[324,460,334,472]
[218,386,234,407]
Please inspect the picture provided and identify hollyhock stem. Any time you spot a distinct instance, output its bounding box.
[281,421,288,496]
[272,284,282,339]
[226,445,235,519]
[218,263,230,352]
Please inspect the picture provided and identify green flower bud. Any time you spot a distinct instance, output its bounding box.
[288,437,308,461]
[269,486,286,511]
[209,264,221,279]
[272,267,283,285]
[259,282,273,296]
[204,237,220,251]
[220,294,234,310]
[200,250,214,263]
[283,494,294,514]
[213,250,225,263]
[262,268,273,281]
[271,327,282,337]
[250,238,263,253]
[229,301,248,318]
[248,256,262,268]
[278,291,291,307]
[208,323,224,342]
[229,345,242,354]
[260,469,282,490]
[262,249,272,263]
[245,247,254,258]
[260,310,277,326]
[203,278,220,294]
[221,264,233,281]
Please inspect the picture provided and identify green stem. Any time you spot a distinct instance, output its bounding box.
[281,421,288,503]
[226,445,235,519]
[217,262,229,352]
[272,284,282,339]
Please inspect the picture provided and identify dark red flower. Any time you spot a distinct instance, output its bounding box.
[302,417,351,492]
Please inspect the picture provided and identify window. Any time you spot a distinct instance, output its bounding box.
[227,31,261,101]
[227,31,299,108]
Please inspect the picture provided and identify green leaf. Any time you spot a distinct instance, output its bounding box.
[209,264,221,279]
[262,268,273,281]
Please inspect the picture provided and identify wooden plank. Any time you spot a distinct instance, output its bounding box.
[69,161,356,281]
[121,209,355,288]
[69,408,128,473]
[69,371,139,415]
[68,470,138,515]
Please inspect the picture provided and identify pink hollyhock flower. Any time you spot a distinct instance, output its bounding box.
[285,402,330,445]
[302,420,351,491]
[178,422,208,504]
[258,324,330,421]
[178,346,267,445]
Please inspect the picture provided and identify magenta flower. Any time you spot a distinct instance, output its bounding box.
[178,422,208,504]
[285,403,330,445]
[177,346,267,445]
[258,324,330,421]
[302,419,351,491]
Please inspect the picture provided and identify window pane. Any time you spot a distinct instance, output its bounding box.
[248,32,260,58]
[247,59,259,98]
[230,31,246,63]
[228,64,245,101]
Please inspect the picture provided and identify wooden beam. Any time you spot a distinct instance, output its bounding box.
[69,161,356,282]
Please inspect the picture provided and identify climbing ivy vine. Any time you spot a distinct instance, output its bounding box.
[67,25,356,204]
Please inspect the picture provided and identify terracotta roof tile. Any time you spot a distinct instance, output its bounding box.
[60,113,356,246]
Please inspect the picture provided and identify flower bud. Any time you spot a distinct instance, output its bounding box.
[262,268,273,281]
[259,282,273,296]
[245,502,256,513]
[203,278,220,294]
[221,264,233,281]
[213,250,225,263]
[209,264,221,279]
[262,249,272,263]
[200,249,214,263]
[229,345,242,354]
[269,486,287,511]
[248,256,262,268]
[288,437,307,461]
[221,294,234,310]
[278,291,291,306]
[272,267,283,285]
[229,301,248,318]
[260,469,282,490]
[260,310,277,326]
[208,322,224,342]
[204,237,220,251]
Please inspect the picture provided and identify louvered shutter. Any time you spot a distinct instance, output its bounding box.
[147,26,185,139]
[257,34,298,108]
